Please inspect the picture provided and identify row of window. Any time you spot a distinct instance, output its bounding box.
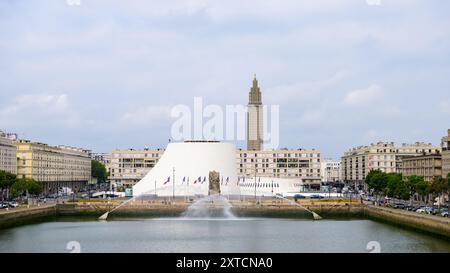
[240,183,280,188]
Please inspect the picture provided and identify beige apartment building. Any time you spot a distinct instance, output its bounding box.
[0,131,17,174]
[108,148,165,189]
[401,153,442,183]
[341,142,439,189]
[236,148,322,189]
[15,139,91,193]
[442,129,450,178]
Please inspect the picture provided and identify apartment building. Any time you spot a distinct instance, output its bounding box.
[15,139,91,193]
[442,129,450,178]
[0,131,17,174]
[401,153,442,183]
[341,141,439,189]
[108,148,165,188]
[236,148,322,189]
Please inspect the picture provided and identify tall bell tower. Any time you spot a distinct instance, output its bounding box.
[247,74,263,150]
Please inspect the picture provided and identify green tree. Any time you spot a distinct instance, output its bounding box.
[394,180,411,201]
[0,170,17,200]
[430,176,447,207]
[11,178,43,199]
[406,175,423,204]
[416,179,430,205]
[366,170,387,195]
[91,160,108,184]
[385,173,402,198]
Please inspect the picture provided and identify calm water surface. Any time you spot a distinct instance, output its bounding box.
[0,217,449,253]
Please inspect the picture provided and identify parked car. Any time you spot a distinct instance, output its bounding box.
[393,203,406,209]
[310,194,324,199]
[7,201,19,208]
[0,203,8,209]
[441,211,449,217]
[416,207,433,214]
[293,194,306,200]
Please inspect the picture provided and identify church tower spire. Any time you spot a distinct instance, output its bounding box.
[247,74,263,150]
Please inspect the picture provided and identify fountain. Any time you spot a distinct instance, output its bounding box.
[182,194,236,219]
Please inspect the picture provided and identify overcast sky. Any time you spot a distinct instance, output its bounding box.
[1,0,449,158]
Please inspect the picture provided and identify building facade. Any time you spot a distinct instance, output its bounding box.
[442,129,450,178]
[90,152,111,167]
[0,131,17,174]
[341,142,439,189]
[401,153,442,183]
[320,159,341,183]
[247,75,263,151]
[236,148,322,189]
[15,139,91,193]
[108,148,165,189]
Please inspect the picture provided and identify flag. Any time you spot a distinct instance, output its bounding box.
[202,176,206,184]
[194,176,201,184]
[182,176,186,184]
[163,176,170,185]
[226,177,229,185]
[237,177,240,186]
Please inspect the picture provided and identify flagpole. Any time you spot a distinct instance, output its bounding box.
[254,169,257,202]
[172,167,175,202]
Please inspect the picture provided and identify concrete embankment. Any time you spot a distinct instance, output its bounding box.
[364,205,450,239]
[232,204,365,219]
[57,203,188,217]
[0,205,57,229]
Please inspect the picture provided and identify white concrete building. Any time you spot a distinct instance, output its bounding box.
[0,131,17,174]
[133,141,304,197]
[320,159,341,183]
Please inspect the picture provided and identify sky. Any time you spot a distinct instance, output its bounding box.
[1,0,450,159]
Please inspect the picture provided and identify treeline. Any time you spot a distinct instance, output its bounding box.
[365,170,450,204]
[0,170,43,201]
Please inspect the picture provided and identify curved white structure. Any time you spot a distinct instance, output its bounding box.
[133,141,305,198]
[133,141,239,197]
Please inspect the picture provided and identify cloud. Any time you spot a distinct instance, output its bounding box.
[1,94,68,115]
[440,100,450,114]
[1,0,449,157]
[266,70,349,104]
[0,93,82,131]
[343,84,383,107]
[119,105,173,127]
